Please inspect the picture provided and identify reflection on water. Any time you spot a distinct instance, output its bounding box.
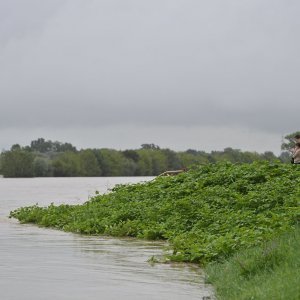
[0,177,213,300]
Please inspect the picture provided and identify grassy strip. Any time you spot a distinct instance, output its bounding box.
[10,161,300,265]
[205,226,300,300]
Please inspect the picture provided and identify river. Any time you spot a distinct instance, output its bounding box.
[0,177,213,300]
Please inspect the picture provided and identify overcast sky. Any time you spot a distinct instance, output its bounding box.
[0,0,299,154]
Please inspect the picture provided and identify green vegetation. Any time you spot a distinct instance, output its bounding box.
[10,161,300,298]
[0,137,287,178]
[0,144,35,177]
[10,162,300,263]
[206,227,300,299]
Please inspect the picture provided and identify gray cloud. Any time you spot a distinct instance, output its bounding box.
[0,0,299,152]
[0,0,66,45]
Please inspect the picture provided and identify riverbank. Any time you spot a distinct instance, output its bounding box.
[205,226,300,299]
[3,177,211,300]
[10,162,300,298]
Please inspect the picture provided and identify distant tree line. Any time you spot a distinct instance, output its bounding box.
[0,137,291,178]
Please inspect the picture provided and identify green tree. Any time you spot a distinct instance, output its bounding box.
[30,138,52,153]
[0,148,34,177]
[136,149,168,175]
[141,143,160,150]
[279,131,300,164]
[279,151,290,163]
[178,150,209,167]
[161,149,182,170]
[136,150,153,175]
[122,150,139,162]
[94,149,129,176]
[281,131,300,151]
[78,150,101,176]
[239,151,261,163]
[262,151,277,161]
[30,138,77,153]
[33,157,53,177]
[52,152,80,176]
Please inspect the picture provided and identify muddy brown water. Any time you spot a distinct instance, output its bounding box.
[0,177,213,300]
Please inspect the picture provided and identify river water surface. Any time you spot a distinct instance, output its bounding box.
[0,177,213,300]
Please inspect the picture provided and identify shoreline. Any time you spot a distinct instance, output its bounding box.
[10,162,300,299]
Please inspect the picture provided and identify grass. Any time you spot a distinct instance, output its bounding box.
[206,226,300,300]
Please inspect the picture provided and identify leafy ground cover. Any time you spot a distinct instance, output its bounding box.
[10,161,300,265]
[206,226,300,299]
